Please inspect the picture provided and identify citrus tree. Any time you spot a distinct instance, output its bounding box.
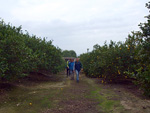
[80,2,150,97]
[0,19,65,80]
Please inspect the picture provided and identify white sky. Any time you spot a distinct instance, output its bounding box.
[0,0,149,55]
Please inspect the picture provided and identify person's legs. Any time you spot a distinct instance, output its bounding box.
[69,69,70,76]
[67,68,68,77]
[76,70,79,82]
[70,70,72,79]
[70,70,74,80]
[67,68,69,77]
[72,70,74,80]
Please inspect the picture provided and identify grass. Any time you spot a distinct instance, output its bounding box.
[0,81,64,113]
[84,77,124,113]
[0,74,124,113]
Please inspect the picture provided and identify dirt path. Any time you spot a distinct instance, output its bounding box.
[0,73,150,113]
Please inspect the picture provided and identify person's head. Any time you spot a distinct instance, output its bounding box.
[76,58,79,62]
[70,59,74,62]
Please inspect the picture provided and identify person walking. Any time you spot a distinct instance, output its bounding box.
[75,58,82,83]
[69,59,75,80]
[66,59,70,77]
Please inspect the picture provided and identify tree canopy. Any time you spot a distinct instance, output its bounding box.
[62,50,77,57]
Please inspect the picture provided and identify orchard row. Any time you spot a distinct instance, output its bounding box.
[80,2,150,96]
[0,19,65,80]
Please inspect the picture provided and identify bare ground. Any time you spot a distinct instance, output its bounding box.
[0,72,150,113]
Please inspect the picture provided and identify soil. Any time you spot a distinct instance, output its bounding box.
[96,78,150,113]
[97,77,147,99]
[0,72,150,113]
[43,77,100,113]
[0,71,63,103]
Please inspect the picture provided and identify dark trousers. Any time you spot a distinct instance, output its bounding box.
[67,68,70,77]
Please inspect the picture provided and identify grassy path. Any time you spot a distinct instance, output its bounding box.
[0,73,150,113]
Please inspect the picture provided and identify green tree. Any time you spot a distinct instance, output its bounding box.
[62,50,77,57]
[80,2,150,97]
[129,2,150,96]
[0,19,65,80]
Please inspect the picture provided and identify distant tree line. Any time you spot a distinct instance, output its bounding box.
[62,50,77,58]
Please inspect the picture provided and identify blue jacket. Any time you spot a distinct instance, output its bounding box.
[69,62,75,71]
[75,61,82,71]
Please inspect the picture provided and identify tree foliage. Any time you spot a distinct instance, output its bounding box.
[0,19,65,80]
[62,50,77,57]
[80,2,150,97]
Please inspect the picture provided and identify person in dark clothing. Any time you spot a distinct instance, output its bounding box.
[75,58,82,83]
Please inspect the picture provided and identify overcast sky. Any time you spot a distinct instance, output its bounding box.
[0,0,149,55]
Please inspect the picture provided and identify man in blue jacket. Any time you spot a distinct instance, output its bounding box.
[75,58,82,83]
[69,59,75,80]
